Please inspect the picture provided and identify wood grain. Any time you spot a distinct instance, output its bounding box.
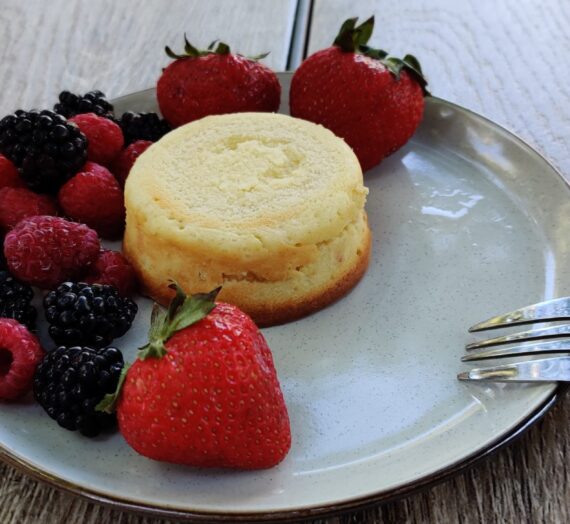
[0,0,297,115]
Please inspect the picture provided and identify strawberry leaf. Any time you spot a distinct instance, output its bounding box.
[360,45,388,60]
[355,16,374,47]
[165,282,220,337]
[165,35,265,61]
[138,283,221,360]
[184,33,201,56]
[381,57,406,79]
[95,363,130,414]
[215,42,231,55]
[331,15,430,96]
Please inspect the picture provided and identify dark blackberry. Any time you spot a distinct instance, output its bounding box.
[33,345,124,437]
[54,90,114,119]
[0,110,88,193]
[117,111,171,145]
[0,270,36,329]
[44,282,137,349]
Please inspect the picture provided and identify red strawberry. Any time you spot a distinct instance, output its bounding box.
[0,187,59,232]
[0,154,24,189]
[110,140,152,187]
[84,249,138,296]
[157,37,280,127]
[58,167,125,239]
[290,16,428,171]
[0,318,45,400]
[100,285,291,469]
[69,113,124,166]
[4,215,100,289]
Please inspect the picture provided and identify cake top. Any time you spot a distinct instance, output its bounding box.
[125,112,368,250]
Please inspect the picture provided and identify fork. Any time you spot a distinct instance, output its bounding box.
[458,297,570,383]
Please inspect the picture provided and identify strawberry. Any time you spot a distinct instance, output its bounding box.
[157,37,280,127]
[290,16,428,172]
[99,284,291,469]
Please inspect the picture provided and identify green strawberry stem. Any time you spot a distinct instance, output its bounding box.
[139,282,222,360]
[165,34,269,61]
[95,283,221,414]
[333,15,430,95]
[139,283,221,359]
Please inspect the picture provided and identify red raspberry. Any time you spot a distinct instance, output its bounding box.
[0,318,45,400]
[84,249,138,296]
[58,167,125,239]
[69,113,124,166]
[111,140,152,187]
[0,187,59,232]
[80,160,112,178]
[4,215,100,289]
[0,155,24,189]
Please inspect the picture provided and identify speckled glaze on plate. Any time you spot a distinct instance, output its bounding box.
[1,73,569,521]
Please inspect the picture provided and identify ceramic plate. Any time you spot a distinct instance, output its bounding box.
[1,73,568,521]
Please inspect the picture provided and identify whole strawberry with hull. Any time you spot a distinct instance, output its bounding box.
[157,37,281,127]
[290,16,428,171]
[100,284,291,470]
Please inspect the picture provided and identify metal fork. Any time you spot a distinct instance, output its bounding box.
[458,297,570,383]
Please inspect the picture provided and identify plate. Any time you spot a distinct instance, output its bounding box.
[1,73,569,521]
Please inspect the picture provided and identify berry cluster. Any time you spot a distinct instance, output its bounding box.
[0,87,163,432]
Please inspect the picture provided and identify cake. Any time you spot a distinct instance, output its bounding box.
[123,112,371,326]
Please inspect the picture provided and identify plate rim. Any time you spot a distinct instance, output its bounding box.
[1,76,568,521]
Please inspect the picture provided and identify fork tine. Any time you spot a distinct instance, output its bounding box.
[469,297,570,332]
[465,323,570,350]
[457,356,570,382]
[462,339,570,361]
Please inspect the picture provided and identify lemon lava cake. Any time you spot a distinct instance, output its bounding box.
[123,112,371,326]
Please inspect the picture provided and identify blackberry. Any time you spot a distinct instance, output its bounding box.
[0,110,88,193]
[0,270,36,329]
[117,111,171,145]
[54,90,114,119]
[44,282,137,349]
[33,345,124,437]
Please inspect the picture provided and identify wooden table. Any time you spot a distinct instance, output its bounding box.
[1,1,569,522]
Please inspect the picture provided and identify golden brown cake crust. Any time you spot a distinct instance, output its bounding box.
[127,226,371,327]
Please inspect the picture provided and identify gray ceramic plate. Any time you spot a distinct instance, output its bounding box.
[1,73,569,521]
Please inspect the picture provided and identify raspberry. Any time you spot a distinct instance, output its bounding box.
[0,187,59,232]
[84,250,138,296]
[4,215,100,289]
[80,160,112,177]
[110,140,152,187]
[0,318,45,400]
[58,168,125,239]
[69,113,124,166]
[0,154,24,189]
